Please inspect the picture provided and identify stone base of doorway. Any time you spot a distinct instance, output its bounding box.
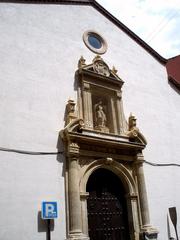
[67,232,89,240]
[140,225,158,240]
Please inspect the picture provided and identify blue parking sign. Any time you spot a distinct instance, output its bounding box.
[42,202,58,219]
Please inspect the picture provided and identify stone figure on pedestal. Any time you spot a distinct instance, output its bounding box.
[94,101,109,133]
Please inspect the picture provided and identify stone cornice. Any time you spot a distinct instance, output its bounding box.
[64,131,146,151]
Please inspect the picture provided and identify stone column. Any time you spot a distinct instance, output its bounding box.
[110,96,118,134]
[68,142,88,240]
[82,83,93,129]
[135,153,150,228]
[116,90,128,134]
[135,153,158,240]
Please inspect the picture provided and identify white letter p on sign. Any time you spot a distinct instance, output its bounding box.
[45,204,55,216]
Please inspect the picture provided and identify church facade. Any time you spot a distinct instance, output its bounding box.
[0,1,179,240]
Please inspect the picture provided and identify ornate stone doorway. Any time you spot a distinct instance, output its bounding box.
[61,56,158,240]
[87,168,130,240]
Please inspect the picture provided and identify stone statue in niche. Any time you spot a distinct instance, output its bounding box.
[94,100,109,133]
[96,101,106,126]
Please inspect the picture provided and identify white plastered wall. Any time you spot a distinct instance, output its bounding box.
[0,3,179,240]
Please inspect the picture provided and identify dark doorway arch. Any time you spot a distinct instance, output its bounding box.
[86,168,130,240]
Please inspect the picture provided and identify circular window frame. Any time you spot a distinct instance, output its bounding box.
[83,30,107,55]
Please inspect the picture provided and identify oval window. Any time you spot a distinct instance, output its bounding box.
[88,34,102,49]
[83,30,107,54]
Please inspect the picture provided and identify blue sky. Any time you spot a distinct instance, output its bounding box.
[96,0,180,59]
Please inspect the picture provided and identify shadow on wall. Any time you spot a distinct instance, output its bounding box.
[56,98,68,178]
[37,211,54,239]
[56,133,66,178]
[167,207,179,240]
[167,215,176,240]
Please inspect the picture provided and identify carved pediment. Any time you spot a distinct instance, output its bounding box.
[78,55,124,84]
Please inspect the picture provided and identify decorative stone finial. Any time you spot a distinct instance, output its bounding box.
[127,113,139,138]
[67,98,76,113]
[112,66,118,74]
[129,113,137,131]
[93,55,102,62]
[65,99,77,125]
[127,113,147,144]
[78,56,86,68]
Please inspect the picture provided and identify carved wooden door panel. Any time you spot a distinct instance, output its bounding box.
[87,169,130,240]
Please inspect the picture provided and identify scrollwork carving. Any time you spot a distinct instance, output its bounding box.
[77,119,85,133]
[93,55,110,77]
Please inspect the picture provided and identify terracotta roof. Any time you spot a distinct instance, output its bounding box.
[166,55,180,90]
[0,0,168,65]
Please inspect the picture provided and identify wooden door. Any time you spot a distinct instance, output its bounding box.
[87,168,130,240]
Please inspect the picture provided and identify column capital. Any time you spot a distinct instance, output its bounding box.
[83,82,90,91]
[68,142,80,158]
[134,152,144,165]
[116,90,122,99]
[136,152,144,160]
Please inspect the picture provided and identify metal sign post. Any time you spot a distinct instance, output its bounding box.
[41,202,58,240]
[47,219,51,240]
